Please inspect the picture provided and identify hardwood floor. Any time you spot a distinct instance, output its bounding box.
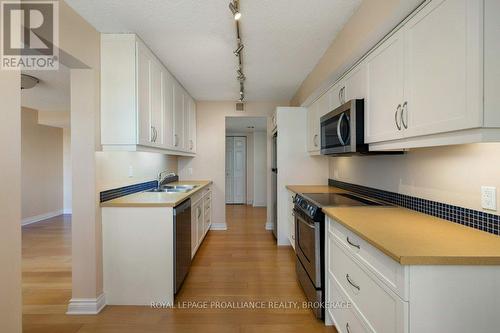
[22,206,336,332]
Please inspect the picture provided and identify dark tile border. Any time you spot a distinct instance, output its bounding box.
[329,179,500,236]
[100,175,180,203]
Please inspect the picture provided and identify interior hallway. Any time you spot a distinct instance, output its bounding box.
[22,206,335,332]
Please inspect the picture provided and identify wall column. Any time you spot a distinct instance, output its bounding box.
[0,71,22,331]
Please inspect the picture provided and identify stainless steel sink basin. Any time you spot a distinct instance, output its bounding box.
[145,184,198,193]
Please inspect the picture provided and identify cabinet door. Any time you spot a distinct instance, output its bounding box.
[307,102,320,153]
[188,98,197,153]
[328,83,343,112]
[136,43,152,146]
[182,92,190,151]
[345,63,367,101]
[150,60,163,146]
[191,201,200,257]
[316,92,331,119]
[197,202,205,245]
[172,82,184,150]
[162,71,174,148]
[365,31,405,143]
[404,0,482,138]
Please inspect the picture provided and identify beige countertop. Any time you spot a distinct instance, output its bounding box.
[100,180,212,208]
[286,185,347,194]
[323,206,500,265]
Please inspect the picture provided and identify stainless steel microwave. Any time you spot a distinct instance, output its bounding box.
[320,99,368,155]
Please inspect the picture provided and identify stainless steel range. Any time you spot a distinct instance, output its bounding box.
[294,192,389,319]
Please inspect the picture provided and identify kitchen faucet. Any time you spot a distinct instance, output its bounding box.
[157,171,177,189]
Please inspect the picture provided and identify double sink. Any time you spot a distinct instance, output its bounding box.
[146,184,198,193]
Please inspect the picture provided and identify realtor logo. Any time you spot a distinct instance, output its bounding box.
[1,0,59,70]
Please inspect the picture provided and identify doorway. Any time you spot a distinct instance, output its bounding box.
[226,136,247,204]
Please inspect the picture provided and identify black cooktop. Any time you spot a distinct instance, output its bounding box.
[303,192,387,207]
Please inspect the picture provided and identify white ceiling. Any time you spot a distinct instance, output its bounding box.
[21,65,70,112]
[65,0,362,102]
[226,117,267,133]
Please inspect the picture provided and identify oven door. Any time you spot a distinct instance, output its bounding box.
[321,109,351,155]
[294,208,321,288]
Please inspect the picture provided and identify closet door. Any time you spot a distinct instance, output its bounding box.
[225,137,234,204]
[225,137,247,204]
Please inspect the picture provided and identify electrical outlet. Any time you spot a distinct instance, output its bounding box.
[481,186,497,211]
[128,165,134,178]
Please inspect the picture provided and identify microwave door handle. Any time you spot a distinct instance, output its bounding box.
[337,113,346,146]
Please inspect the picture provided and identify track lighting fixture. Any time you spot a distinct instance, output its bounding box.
[228,1,241,20]
[233,43,244,56]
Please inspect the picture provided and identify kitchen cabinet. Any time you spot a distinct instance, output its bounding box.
[287,190,296,250]
[101,34,196,155]
[364,30,405,144]
[344,63,367,102]
[403,0,482,138]
[307,101,320,154]
[191,185,212,257]
[325,216,500,333]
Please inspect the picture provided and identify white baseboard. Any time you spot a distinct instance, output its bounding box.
[22,210,63,226]
[210,222,228,231]
[66,293,106,315]
[265,221,273,230]
[253,203,267,208]
[63,208,72,214]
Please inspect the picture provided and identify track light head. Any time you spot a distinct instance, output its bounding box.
[233,43,244,56]
[229,1,241,20]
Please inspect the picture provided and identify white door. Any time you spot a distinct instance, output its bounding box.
[225,136,246,204]
[365,30,405,143]
[225,137,234,203]
[404,0,482,137]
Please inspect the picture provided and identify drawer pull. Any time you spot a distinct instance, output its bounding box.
[346,274,360,291]
[346,323,351,333]
[346,237,360,250]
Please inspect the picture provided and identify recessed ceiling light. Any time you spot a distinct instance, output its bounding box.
[228,1,241,20]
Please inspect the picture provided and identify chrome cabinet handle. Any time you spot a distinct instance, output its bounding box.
[197,206,201,219]
[346,237,360,250]
[346,274,360,291]
[154,127,158,142]
[313,134,318,147]
[401,101,408,129]
[338,88,342,104]
[189,139,193,150]
[346,323,351,333]
[394,104,402,130]
[174,134,179,146]
[341,86,346,104]
[151,126,155,142]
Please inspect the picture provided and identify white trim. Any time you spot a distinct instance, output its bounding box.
[210,222,228,231]
[253,202,267,208]
[66,294,106,315]
[22,210,63,226]
[265,221,273,230]
[63,209,73,215]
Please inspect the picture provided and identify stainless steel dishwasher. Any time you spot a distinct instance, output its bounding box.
[173,198,191,294]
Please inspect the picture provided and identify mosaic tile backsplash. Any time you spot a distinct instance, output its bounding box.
[329,179,500,236]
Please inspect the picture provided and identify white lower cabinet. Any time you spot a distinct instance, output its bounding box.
[325,217,500,333]
[287,190,296,250]
[191,185,212,257]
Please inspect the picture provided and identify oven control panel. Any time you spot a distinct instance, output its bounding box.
[294,195,323,222]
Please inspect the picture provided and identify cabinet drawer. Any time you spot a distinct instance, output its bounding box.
[329,237,408,333]
[329,218,408,299]
[191,191,203,205]
[327,274,372,333]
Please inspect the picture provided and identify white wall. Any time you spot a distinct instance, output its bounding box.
[178,101,287,229]
[21,108,64,224]
[63,128,72,214]
[96,151,178,191]
[330,143,500,215]
[253,131,267,207]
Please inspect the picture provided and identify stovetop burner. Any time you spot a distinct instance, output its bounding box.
[303,192,386,207]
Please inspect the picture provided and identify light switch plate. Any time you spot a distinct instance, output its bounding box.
[481,186,497,211]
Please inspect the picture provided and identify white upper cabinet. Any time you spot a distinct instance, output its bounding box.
[344,63,367,102]
[403,0,482,138]
[365,30,406,143]
[101,34,196,155]
[307,101,320,153]
[188,97,197,153]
